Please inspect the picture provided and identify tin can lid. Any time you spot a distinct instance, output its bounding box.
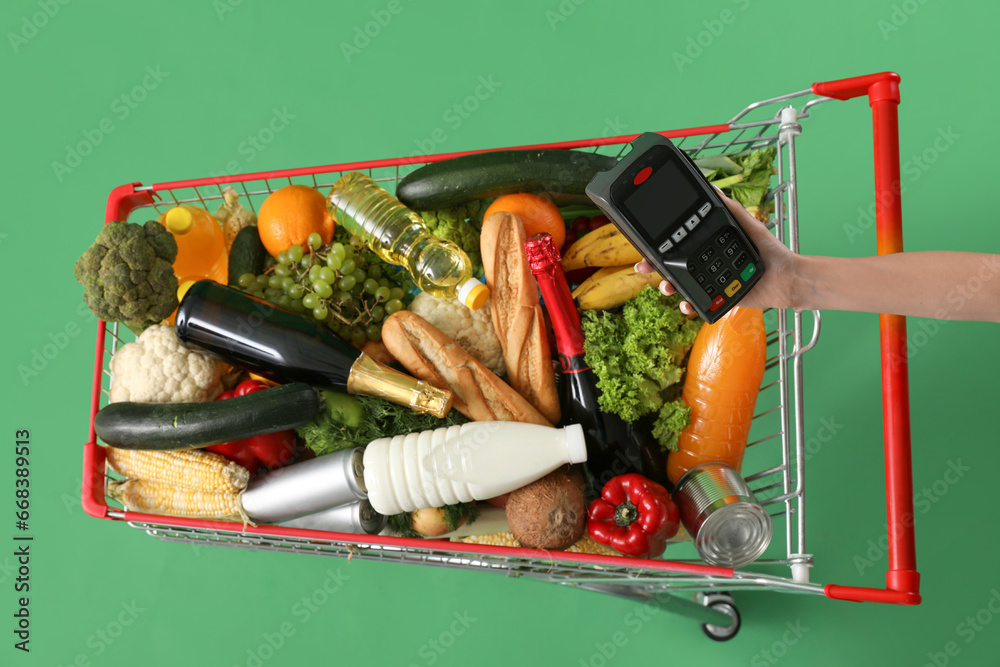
[695,501,773,568]
[359,500,387,534]
[350,448,367,494]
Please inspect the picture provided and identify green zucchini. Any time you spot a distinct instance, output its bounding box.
[227,225,268,286]
[95,382,323,450]
[396,149,618,211]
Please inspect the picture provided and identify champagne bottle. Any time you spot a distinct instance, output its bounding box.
[525,234,668,496]
[175,281,453,417]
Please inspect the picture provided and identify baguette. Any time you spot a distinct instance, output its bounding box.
[480,212,561,424]
[382,311,552,426]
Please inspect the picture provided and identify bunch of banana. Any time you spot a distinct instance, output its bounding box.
[571,265,663,310]
[561,225,643,271]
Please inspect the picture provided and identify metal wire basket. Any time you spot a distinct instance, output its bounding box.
[82,72,919,639]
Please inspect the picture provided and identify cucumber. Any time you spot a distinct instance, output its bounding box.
[95,383,323,450]
[227,226,268,286]
[396,149,618,211]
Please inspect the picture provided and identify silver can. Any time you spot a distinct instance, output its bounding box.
[279,500,386,535]
[672,462,773,568]
[242,448,367,524]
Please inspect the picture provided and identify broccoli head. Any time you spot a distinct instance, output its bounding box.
[421,201,484,277]
[74,220,179,332]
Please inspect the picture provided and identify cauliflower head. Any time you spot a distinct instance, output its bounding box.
[409,292,504,376]
[109,325,228,403]
[74,220,179,332]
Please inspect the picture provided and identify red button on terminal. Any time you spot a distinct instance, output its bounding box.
[634,166,652,185]
[709,295,725,311]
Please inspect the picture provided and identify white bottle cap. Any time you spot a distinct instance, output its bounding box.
[457,278,490,310]
[563,424,588,464]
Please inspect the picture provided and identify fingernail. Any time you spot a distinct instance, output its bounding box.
[659,281,669,295]
[634,262,642,272]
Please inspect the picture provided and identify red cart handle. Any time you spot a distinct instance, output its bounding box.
[813,72,920,605]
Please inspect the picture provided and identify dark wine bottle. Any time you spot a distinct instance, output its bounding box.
[174,280,453,417]
[524,235,668,496]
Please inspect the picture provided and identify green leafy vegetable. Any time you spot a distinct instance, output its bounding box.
[724,146,776,214]
[581,286,703,450]
[73,220,179,333]
[695,146,777,221]
[296,393,469,457]
[420,201,485,277]
[652,400,691,452]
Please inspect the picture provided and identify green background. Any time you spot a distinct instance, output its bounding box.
[4,0,999,665]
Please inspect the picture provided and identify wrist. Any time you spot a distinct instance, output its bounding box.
[783,253,811,311]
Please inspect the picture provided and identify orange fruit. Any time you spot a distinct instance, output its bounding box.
[484,193,565,250]
[257,185,335,257]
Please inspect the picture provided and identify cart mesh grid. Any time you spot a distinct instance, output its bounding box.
[84,73,920,616]
[101,90,824,590]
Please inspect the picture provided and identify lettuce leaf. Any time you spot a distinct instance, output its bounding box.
[581,286,702,450]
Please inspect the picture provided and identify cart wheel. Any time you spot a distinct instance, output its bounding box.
[700,595,740,641]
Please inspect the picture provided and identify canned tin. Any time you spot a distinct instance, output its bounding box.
[242,447,367,524]
[279,500,386,535]
[672,462,772,568]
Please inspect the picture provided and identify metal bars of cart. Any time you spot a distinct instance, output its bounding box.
[81,72,919,641]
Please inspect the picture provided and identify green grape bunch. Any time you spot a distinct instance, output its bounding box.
[236,227,411,346]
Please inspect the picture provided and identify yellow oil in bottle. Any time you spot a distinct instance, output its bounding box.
[329,172,488,309]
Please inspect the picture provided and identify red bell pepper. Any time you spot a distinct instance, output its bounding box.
[587,473,680,559]
[207,380,296,474]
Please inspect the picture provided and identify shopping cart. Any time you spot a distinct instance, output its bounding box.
[82,71,919,640]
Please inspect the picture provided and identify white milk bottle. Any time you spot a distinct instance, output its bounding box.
[362,422,587,515]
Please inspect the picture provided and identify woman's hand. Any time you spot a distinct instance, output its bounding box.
[635,187,798,315]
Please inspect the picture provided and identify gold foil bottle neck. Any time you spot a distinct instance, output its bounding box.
[347,353,454,418]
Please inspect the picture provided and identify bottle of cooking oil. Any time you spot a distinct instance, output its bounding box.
[158,205,229,285]
[329,172,489,310]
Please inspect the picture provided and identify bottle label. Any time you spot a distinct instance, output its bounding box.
[558,353,591,374]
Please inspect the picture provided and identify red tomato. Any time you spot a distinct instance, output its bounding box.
[588,215,610,231]
[564,267,599,286]
[561,230,577,254]
[571,216,590,233]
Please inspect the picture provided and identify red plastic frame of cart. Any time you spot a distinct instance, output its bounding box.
[82,71,919,607]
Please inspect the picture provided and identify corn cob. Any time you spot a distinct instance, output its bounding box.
[565,534,618,556]
[461,532,617,556]
[106,447,249,493]
[459,532,517,547]
[107,479,248,523]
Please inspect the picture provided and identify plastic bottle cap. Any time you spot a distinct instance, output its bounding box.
[177,280,196,303]
[563,424,588,464]
[458,279,490,310]
[165,207,194,234]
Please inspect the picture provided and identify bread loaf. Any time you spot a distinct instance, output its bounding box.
[381,311,552,426]
[480,212,561,424]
